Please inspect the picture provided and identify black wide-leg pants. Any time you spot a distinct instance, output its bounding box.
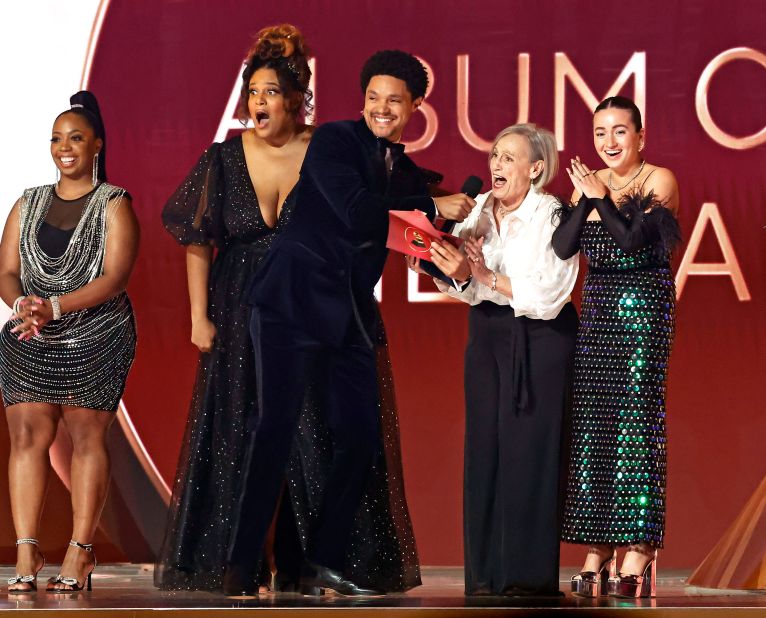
[463,301,577,595]
[227,308,380,575]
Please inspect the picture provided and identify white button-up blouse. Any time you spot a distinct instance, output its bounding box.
[435,187,578,320]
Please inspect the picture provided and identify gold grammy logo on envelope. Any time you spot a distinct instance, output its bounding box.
[404,227,431,252]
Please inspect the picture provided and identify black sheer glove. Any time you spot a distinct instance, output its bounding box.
[551,195,593,259]
[590,195,648,253]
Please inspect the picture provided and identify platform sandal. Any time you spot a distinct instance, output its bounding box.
[608,546,657,598]
[571,547,616,597]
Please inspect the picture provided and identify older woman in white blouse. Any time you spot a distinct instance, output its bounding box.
[414,124,578,596]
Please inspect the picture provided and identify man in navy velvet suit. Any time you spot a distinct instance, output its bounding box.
[224,51,475,596]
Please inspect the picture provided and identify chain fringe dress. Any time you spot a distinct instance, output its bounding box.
[0,183,136,412]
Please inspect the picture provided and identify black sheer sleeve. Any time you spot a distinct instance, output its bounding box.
[589,194,650,253]
[551,194,593,259]
[161,143,224,247]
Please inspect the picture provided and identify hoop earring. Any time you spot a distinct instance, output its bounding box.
[92,153,99,186]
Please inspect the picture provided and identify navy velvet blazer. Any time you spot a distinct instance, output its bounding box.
[248,118,435,346]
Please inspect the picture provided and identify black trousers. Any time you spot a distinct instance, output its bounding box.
[227,308,380,573]
[463,302,577,595]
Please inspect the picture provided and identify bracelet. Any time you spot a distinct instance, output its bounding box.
[49,296,61,321]
[11,296,25,315]
[490,271,498,292]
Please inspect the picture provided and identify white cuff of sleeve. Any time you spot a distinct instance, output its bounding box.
[432,198,442,218]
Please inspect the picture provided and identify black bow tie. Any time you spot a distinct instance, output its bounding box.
[377,138,405,160]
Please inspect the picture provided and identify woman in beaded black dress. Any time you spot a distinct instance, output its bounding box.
[553,96,680,599]
[156,25,419,594]
[0,91,138,593]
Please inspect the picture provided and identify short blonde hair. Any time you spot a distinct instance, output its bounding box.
[489,123,559,189]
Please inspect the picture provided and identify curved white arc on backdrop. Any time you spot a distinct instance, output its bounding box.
[115,401,171,503]
[79,1,173,557]
[80,0,112,90]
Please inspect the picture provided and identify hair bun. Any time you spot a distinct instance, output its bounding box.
[238,23,312,122]
[250,24,307,61]
[69,90,103,119]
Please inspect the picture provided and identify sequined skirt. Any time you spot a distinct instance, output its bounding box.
[562,266,675,547]
[0,294,136,412]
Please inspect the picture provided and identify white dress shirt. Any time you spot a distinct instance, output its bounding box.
[435,186,578,320]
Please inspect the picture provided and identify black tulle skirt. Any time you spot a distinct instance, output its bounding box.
[154,243,420,591]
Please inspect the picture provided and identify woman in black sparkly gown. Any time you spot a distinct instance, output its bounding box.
[553,96,680,598]
[156,25,419,594]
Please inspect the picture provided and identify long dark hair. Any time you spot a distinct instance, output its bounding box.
[56,90,108,182]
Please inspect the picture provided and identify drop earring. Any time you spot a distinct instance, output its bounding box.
[92,153,99,186]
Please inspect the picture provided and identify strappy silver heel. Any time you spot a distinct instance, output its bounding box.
[47,540,97,593]
[8,538,46,593]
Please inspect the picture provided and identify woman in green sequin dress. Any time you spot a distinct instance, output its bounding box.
[552,96,680,597]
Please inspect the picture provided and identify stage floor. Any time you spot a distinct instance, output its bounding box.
[0,565,765,616]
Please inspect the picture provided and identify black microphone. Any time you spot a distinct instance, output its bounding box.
[441,175,483,233]
[415,174,483,287]
[461,175,484,198]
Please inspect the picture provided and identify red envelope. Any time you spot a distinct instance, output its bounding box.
[386,210,463,262]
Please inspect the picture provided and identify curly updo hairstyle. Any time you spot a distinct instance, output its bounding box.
[56,90,108,182]
[359,50,429,100]
[238,24,313,123]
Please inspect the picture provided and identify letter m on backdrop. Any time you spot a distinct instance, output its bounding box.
[554,52,646,151]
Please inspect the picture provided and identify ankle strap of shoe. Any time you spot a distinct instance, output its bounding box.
[69,540,93,552]
[15,538,39,546]
[627,544,657,557]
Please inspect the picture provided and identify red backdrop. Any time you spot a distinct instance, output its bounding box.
[82,0,765,567]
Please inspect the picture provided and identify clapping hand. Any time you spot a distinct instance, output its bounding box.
[464,237,492,286]
[566,156,608,199]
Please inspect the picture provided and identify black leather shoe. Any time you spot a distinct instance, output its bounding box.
[273,571,300,593]
[299,560,381,596]
[222,565,257,596]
